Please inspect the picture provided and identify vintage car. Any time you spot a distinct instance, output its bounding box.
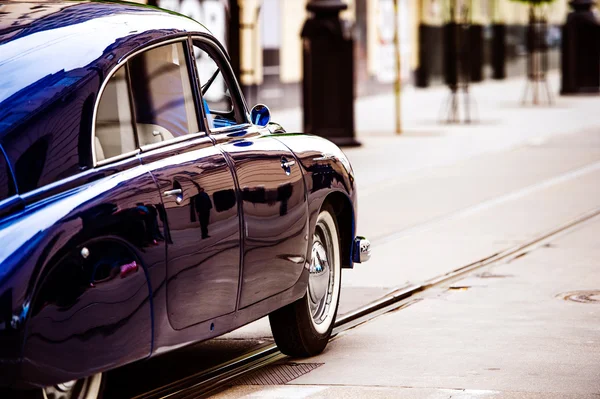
[0,1,370,397]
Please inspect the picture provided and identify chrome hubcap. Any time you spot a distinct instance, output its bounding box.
[57,381,77,392]
[43,374,102,399]
[308,224,335,327]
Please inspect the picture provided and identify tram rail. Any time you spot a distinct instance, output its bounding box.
[135,206,600,399]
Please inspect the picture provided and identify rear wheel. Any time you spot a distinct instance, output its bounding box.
[269,206,341,357]
[41,373,104,399]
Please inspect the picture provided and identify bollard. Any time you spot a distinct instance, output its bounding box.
[301,0,359,147]
[469,24,484,82]
[491,23,507,80]
[416,24,433,88]
[443,22,464,87]
[561,0,600,94]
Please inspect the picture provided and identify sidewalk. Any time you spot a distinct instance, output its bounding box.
[214,209,600,399]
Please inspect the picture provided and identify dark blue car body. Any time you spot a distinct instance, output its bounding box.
[0,0,358,390]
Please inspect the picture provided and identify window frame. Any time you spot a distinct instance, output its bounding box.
[189,35,251,136]
[91,36,206,167]
[0,141,24,220]
[0,35,237,210]
[0,143,18,202]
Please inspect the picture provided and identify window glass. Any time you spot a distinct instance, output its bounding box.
[95,67,136,162]
[129,42,199,146]
[192,44,239,129]
[0,147,16,202]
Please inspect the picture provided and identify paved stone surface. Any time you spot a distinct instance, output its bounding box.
[211,76,600,398]
[214,385,600,399]
[214,214,600,398]
[107,76,600,397]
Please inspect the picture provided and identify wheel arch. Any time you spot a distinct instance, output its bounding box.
[321,191,356,269]
[16,221,156,388]
[271,134,358,270]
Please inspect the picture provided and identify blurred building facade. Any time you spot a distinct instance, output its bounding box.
[145,0,571,110]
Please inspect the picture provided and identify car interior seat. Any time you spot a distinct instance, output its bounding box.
[94,68,136,161]
[132,43,197,145]
[94,136,105,162]
[94,43,198,163]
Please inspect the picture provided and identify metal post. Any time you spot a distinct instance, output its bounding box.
[415,0,430,88]
[394,0,402,134]
[227,0,242,87]
[237,0,263,104]
[491,0,506,79]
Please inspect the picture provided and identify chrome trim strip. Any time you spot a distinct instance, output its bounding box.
[313,154,336,162]
[95,149,140,167]
[139,131,205,153]
[208,123,252,136]
[18,154,142,204]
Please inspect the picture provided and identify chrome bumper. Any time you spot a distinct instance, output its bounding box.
[352,236,371,263]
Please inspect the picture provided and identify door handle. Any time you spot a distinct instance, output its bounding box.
[164,188,183,204]
[163,189,182,197]
[281,158,295,176]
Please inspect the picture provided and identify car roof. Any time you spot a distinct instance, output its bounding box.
[0,0,210,43]
[0,0,211,136]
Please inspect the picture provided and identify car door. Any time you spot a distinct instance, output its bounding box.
[191,37,308,309]
[22,63,166,376]
[126,40,241,330]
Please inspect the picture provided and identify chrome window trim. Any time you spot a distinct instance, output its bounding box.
[0,194,20,208]
[91,36,206,167]
[189,35,251,135]
[0,143,17,197]
[18,152,142,204]
[96,149,140,167]
[208,123,252,135]
[139,131,205,153]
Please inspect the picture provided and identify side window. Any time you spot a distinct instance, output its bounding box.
[95,67,136,162]
[0,146,16,202]
[192,42,243,130]
[129,42,198,146]
[94,41,198,163]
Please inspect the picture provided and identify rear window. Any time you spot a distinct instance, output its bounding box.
[94,41,199,163]
[0,147,16,202]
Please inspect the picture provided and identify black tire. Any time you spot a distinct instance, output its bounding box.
[269,206,342,357]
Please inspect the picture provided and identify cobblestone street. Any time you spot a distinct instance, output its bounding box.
[105,73,600,398]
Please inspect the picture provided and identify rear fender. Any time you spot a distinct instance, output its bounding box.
[21,235,153,388]
[0,168,159,388]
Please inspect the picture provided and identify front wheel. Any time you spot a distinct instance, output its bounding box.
[269,206,342,357]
